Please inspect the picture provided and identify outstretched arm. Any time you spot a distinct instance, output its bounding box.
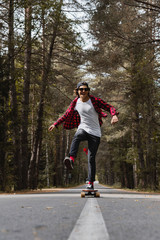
[96,97,119,116]
[95,96,119,124]
[48,98,78,132]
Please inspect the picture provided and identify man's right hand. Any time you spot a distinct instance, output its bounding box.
[48,124,56,131]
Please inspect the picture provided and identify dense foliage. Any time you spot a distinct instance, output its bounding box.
[0,0,160,191]
[86,0,160,190]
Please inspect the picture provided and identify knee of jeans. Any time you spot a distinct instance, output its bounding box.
[88,156,96,163]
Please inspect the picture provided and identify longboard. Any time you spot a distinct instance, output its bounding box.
[81,189,100,198]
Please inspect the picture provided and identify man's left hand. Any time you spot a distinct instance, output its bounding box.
[111,115,119,125]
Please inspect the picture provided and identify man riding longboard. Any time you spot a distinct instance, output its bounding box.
[49,82,119,190]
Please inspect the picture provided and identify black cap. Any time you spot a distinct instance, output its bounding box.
[76,81,89,89]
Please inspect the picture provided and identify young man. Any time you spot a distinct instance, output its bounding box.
[49,82,119,189]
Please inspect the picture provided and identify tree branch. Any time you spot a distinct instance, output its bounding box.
[132,0,160,10]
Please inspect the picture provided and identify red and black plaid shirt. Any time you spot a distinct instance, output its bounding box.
[54,95,118,130]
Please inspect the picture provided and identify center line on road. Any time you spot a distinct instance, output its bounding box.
[68,198,110,240]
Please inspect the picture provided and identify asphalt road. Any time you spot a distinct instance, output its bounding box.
[1,184,160,240]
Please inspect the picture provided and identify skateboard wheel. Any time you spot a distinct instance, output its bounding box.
[81,192,85,198]
[95,192,100,197]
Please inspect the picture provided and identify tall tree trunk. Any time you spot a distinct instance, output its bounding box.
[21,1,32,189]
[0,58,9,191]
[131,120,138,188]
[28,1,63,189]
[60,129,66,186]
[45,143,50,187]
[130,50,147,188]
[135,108,146,187]
[8,0,21,189]
[145,0,157,190]
[145,79,157,189]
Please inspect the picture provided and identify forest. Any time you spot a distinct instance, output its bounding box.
[0,0,160,191]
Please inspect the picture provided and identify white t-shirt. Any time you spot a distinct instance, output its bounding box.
[75,98,101,137]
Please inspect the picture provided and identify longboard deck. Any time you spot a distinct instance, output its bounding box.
[81,189,100,198]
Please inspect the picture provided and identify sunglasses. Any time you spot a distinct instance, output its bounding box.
[78,88,89,92]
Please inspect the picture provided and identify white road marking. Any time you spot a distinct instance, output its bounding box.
[68,198,110,240]
[1,193,160,199]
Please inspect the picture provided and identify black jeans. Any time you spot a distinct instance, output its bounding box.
[69,129,100,182]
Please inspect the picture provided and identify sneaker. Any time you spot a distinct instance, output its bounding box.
[64,157,74,170]
[86,183,94,190]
